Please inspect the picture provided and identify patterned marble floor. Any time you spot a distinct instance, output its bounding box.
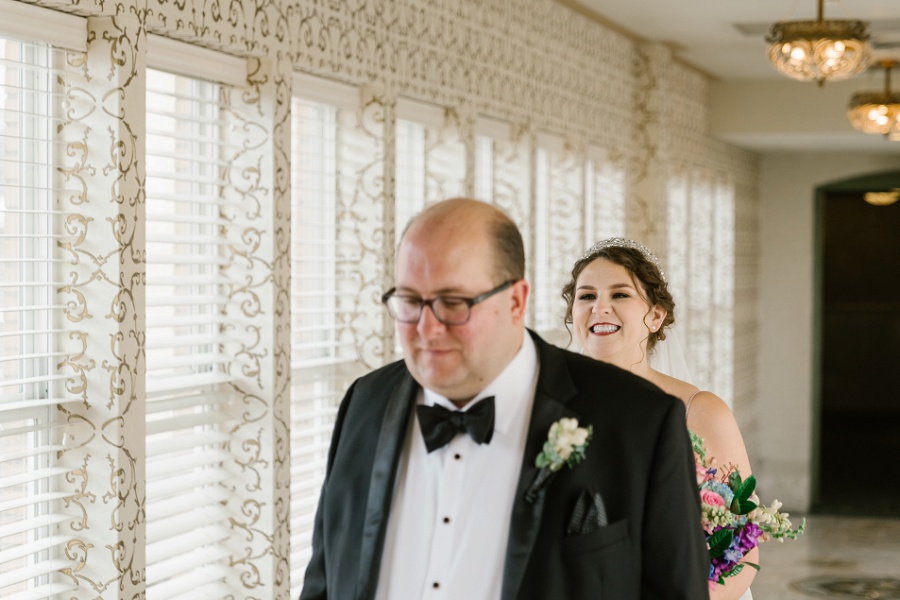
[749,515,900,599]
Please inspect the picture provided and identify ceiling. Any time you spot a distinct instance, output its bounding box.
[572,0,900,80]
[568,0,900,153]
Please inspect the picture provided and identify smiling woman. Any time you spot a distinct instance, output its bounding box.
[570,259,667,369]
[562,237,757,600]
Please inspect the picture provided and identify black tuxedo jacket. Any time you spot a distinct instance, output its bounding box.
[300,331,709,599]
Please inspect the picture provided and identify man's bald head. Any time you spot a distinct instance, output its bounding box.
[401,198,525,284]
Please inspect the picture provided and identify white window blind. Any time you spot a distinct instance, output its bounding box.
[474,118,533,322]
[712,177,735,404]
[666,171,690,309]
[533,134,583,341]
[144,67,236,599]
[0,0,86,53]
[394,117,426,247]
[534,146,552,332]
[686,172,715,390]
[289,78,366,597]
[666,169,736,406]
[0,35,78,600]
[395,98,466,246]
[585,146,626,245]
[474,134,493,202]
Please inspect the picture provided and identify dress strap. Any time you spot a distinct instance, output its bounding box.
[685,390,702,422]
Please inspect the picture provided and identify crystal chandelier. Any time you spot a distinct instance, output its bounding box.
[847,61,900,138]
[766,0,872,86]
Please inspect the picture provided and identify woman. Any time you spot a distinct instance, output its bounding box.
[562,238,756,600]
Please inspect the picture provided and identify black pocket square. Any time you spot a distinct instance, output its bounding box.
[567,489,608,535]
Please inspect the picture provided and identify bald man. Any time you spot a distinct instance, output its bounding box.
[300,198,708,600]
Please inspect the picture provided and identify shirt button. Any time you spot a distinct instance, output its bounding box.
[454,453,461,460]
[433,581,440,589]
[443,516,450,524]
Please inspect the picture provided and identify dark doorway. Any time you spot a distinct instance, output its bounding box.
[815,180,900,517]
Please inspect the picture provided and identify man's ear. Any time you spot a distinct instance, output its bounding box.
[509,279,529,325]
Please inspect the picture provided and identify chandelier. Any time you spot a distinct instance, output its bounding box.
[766,0,872,86]
[864,190,900,206]
[847,61,900,137]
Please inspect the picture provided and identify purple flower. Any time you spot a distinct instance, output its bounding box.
[723,547,743,563]
[736,522,762,553]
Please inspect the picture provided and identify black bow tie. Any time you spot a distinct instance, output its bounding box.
[416,396,495,453]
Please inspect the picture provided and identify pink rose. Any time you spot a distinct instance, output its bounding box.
[700,489,726,507]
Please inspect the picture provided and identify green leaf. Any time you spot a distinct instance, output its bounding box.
[737,475,757,503]
[689,430,707,463]
[738,500,758,515]
[742,562,760,572]
[730,474,757,513]
[723,563,744,578]
[708,529,733,558]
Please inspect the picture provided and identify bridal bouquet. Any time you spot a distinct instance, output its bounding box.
[691,432,805,588]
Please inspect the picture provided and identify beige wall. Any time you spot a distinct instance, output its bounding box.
[755,152,900,511]
[709,79,900,153]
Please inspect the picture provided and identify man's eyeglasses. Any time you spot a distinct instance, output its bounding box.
[381,280,518,326]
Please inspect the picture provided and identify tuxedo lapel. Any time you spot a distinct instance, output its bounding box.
[501,333,580,600]
[355,371,417,599]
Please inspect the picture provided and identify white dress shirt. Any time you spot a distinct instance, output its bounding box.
[374,335,540,600]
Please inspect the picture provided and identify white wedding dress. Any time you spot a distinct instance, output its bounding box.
[650,331,753,600]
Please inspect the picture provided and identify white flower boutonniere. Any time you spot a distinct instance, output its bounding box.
[525,418,592,503]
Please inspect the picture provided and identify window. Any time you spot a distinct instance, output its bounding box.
[712,177,735,403]
[585,146,626,245]
[473,117,532,294]
[289,74,367,596]
[534,146,552,331]
[533,133,584,341]
[667,168,735,404]
[395,117,426,246]
[144,66,236,599]
[0,33,78,599]
[394,98,466,246]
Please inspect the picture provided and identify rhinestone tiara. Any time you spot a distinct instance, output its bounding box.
[580,237,666,283]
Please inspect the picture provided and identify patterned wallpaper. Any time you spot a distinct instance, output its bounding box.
[10,0,759,597]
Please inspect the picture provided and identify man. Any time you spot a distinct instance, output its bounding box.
[300,198,709,599]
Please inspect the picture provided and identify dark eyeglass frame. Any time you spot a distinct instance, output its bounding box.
[381,279,518,326]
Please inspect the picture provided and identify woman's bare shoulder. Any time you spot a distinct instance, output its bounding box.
[650,370,699,405]
[687,391,752,474]
[689,391,737,425]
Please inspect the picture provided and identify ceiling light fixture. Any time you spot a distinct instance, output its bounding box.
[863,190,900,206]
[847,60,900,138]
[766,0,872,86]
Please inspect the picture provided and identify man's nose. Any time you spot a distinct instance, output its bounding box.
[417,302,447,335]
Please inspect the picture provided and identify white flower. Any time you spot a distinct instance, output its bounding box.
[558,417,579,431]
[538,418,593,472]
[529,418,594,501]
[750,499,783,525]
[552,419,590,453]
